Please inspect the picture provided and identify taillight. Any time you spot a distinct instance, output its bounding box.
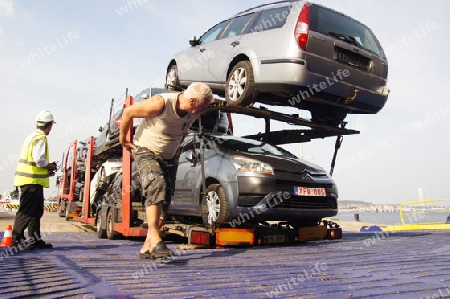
[115,118,122,127]
[190,231,210,245]
[294,4,310,50]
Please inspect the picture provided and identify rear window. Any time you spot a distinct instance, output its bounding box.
[309,5,385,58]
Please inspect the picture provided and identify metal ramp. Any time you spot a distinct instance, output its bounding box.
[206,100,359,146]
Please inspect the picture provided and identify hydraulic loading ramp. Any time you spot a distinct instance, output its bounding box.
[206,101,359,145]
[207,100,359,176]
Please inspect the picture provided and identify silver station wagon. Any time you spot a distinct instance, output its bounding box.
[165,0,389,126]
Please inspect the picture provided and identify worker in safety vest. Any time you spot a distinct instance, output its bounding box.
[11,110,57,251]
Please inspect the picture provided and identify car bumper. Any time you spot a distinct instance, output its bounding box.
[255,60,388,114]
[230,176,338,222]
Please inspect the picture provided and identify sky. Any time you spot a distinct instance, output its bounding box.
[0,0,448,204]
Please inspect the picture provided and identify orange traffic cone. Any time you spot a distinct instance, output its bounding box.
[0,225,13,247]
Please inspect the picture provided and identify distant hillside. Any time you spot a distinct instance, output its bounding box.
[339,200,372,205]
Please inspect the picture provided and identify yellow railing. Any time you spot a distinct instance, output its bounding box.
[384,198,450,231]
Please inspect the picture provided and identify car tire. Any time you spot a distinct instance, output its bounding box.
[201,184,229,225]
[97,212,106,239]
[65,201,71,221]
[106,209,116,240]
[225,61,255,107]
[165,64,179,91]
[58,200,65,218]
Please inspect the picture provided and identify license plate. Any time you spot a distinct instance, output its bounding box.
[263,234,286,244]
[294,187,326,197]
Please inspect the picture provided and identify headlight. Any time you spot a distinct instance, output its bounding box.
[229,155,274,175]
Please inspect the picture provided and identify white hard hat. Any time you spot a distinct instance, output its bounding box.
[36,110,56,124]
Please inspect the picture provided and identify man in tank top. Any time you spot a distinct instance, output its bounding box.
[119,82,213,259]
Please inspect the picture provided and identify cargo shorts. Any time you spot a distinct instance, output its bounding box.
[132,147,178,211]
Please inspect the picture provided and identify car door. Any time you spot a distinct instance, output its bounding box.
[170,136,200,215]
[175,20,229,82]
[205,13,257,83]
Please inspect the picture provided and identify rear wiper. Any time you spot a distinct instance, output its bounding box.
[328,32,360,46]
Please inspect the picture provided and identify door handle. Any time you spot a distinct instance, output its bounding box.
[230,41,240,47]
[199,47,206,53]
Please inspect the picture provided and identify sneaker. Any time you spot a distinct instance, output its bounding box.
[150,241,173,259]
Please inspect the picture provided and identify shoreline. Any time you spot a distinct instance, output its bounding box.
[325,218,386,232]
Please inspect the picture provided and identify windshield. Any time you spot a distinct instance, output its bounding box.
[207,135,298,158]
[310,4,385,58]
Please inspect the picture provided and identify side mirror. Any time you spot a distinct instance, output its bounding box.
[185,149,201,166]
[185,150,194,163]
[189,36,199,46]
[98,126,103,132]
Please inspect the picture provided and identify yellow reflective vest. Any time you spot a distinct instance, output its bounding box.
[13,130,50,188]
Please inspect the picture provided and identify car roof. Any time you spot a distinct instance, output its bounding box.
[235,0,368,30]
[234,0,305,16]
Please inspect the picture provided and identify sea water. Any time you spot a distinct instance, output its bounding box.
[335,211,450,226]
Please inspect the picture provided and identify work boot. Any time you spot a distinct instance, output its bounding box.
[37,240,53,249]
[10,240,28,252]
[24,242,38,251]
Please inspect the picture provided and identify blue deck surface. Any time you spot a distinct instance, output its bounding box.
[0,230,449,298]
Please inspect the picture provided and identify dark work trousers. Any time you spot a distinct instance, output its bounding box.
[12,184,45,244]
[132,147,178,213]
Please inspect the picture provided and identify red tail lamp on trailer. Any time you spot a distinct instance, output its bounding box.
[189,230,211,245]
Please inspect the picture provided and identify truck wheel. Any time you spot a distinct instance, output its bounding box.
[225,61,255,107]
[58,201,65,218]
[165,64,179,90]
[201,184,229,225]
[65,201,71,221]
[106,209,116,240]
[97,212,106,239]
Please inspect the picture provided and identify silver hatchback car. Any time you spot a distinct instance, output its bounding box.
[165,1,389,126]
[167,132,338,227]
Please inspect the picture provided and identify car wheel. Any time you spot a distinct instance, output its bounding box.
[201,184,229,225]
[97,212,106,239]
[106,209,116,240]
[165,64,179,90]
[310,106,348,127]
[225,61,255,107]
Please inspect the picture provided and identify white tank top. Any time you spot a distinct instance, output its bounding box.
[134,93,198,159]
